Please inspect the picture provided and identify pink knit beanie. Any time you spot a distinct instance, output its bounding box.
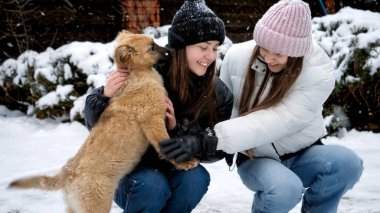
[253,0,312,57]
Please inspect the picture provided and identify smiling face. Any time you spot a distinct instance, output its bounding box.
[259,47,288,73]
[185,41,220,76]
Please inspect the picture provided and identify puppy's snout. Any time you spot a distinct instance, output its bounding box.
[154,43,171,60]
[162,47,171,58]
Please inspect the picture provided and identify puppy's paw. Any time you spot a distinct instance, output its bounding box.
[173,159,199,171]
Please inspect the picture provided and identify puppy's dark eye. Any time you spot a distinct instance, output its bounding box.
[149,43,156,52]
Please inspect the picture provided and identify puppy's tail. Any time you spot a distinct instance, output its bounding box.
[8,173,65,191]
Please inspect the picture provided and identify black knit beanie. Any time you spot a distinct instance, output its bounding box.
[168,0,225,49]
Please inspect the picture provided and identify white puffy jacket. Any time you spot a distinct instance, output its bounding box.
[214,40,335,160]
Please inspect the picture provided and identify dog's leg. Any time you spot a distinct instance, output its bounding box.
[63,191,74,213]
[245,149,255,158]
[141,115,199,170]
[141,114,170,152]
[170,159,199,171]
[65,206,74,213]
[67,178,114,213]
[81,186,113,213]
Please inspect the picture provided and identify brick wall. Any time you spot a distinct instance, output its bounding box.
[121,0,160,33]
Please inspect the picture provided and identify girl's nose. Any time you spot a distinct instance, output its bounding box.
[205,50,216,61]
[264,53,274,64]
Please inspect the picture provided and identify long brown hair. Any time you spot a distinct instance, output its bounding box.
[239,46,304,116]
[169,48,218,126]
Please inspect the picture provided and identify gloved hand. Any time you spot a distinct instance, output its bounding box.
[160,132,218,163]
[224,153,235,167]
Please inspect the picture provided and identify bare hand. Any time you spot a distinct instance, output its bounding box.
[103,69,129,97]
[165,97,176,130]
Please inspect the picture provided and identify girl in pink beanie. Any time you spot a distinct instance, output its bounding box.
[160,0,363,212]
[215,0,363,212]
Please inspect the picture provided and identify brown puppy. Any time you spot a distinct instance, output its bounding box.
[8,31,198,213]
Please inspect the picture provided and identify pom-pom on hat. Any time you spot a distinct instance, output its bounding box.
[168,0,225,49]
[253,0,312,57]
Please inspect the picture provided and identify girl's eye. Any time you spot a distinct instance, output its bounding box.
[200,46,207,50]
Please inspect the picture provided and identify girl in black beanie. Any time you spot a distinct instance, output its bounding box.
[83,0,233,212]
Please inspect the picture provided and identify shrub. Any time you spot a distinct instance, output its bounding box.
[0,42,115,122]
[313,7,380,133]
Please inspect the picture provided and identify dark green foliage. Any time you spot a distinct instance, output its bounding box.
[0,0,122,64]
[0,52,90,123]
[314,7,380,134]
[324,44,380,133]
[325,105,350,137]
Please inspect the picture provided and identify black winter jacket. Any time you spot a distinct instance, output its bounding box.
[83,59,233,173]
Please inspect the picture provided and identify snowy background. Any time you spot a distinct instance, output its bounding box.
[1,7,380,213]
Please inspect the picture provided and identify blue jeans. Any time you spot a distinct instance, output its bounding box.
[237,145,363,213]
[114,165,210,213]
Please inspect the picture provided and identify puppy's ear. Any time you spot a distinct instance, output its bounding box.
[115,45,135,67]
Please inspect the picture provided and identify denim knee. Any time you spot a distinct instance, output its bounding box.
[329,145,363,188]
[301,145,363,213]
[163,165,210,213]
[254,177,303,212]
[171,165,210,194]
[114,168,171,212]
[238,158,303,212]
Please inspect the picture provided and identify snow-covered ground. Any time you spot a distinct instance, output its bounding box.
[0,106,379,213]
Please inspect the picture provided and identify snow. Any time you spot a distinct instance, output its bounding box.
[0,6,379,213]
[0,107,379,213]
[36,85,74,109]
[312,7,380,81]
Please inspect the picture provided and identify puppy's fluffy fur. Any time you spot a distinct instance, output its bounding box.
[8,31,198,213]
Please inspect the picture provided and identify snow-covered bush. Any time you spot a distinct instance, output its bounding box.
[0,25,232,123]
[324,105,351,138]
[313,7,380,133]
[0,42,115,122]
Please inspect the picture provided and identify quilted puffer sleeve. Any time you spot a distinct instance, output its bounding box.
[83,86,110,130]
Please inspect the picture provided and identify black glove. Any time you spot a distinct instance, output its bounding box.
[224,153,235,167]
[167,119,199,138]
[160,132,218,163]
